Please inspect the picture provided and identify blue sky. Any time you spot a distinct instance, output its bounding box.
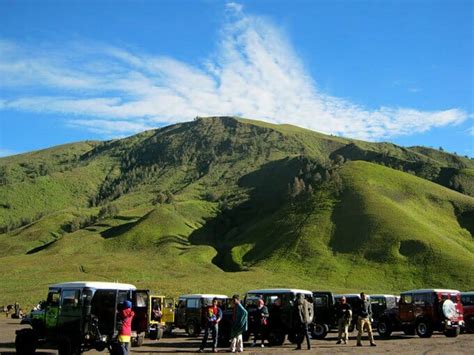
[0,0,472,157]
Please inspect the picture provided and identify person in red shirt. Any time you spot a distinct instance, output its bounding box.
[118,300,135,355]
[199,298,223,353]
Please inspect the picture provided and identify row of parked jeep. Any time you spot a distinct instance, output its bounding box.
[14,282,474,354]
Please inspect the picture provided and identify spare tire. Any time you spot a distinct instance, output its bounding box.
[442,300,457,320]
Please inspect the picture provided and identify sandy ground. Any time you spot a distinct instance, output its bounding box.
[0,317,473,354]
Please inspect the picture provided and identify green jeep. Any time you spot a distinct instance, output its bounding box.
[15,281,148,354]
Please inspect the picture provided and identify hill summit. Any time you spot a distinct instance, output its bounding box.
[0,116,473,304]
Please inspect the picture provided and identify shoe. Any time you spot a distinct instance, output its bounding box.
[370,343,377,347]
[261,344,265,348]
[357,343,362,347]
[336,340,342,344]
[213,349,218,353]
[343,341,347,344]
[198,350,204,353]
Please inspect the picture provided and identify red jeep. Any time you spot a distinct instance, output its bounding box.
[461,292,474,333]
[377,289,464,338]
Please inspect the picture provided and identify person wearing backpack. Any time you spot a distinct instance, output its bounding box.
[117,300,135,355]
[294,293,313,350]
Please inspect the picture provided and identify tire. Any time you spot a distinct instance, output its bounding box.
[267,330,285,346]
[466,316,474,333]
[186,320,201,337]
[15,329,38,355]
[416,320,433,338]
[348,323,355,333]
[132,333,144,347]
[287,331,297,344]
[149,327,158,340]
[311,323,329,339]
[377,319,392,338]
[444,328,460,337]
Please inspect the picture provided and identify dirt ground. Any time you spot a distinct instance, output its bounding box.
[0,317,472,354]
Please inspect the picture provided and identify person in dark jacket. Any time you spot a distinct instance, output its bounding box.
[336,296,352,344]
[118,300,135,355]
[251,299,269,348]
[294,293,313,350]
[199,298,223,353]
[356,292,376,347]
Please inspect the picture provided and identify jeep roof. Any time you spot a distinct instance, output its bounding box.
[401,289,460,294]
[178,294,228,299]
[49,281,136,290]
[247,288,312,295]
[370,294,397,298]
[334,294,361,298]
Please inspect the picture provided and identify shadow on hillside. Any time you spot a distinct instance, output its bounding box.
[188,157,302,272]
[100,212,152,239]
[26,238,59,255]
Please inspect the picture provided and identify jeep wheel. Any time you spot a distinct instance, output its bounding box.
[15,328,38,355]
[186,320,201,337]
[444,328,460,337]
[377,320,392,338]
[268,330,286,346]
[311,323,329,339]
[466,316,474,333]
[132,333,145,347]
[149,327,158,340]
[416,320,433,338]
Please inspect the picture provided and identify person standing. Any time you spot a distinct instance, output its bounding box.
[230,294,248,353]
[118,300,135,355]
[356,292,376,347]
[199,298,223,353]
[336,296,352,344]
[251,299,269,348]
[294,293,313,350]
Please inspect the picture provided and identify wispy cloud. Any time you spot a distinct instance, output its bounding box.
[0,4,469,140]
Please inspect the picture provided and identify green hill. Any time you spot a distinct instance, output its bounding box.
[0,116,473,306]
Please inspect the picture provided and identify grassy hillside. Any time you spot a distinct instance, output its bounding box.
[0,117,473,307]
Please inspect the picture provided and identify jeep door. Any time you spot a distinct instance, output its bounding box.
[132,290,149,334]
[44,289,61,330]
[162,297,175,324]
[57,288,82,334]
[185,298,202,326]
[399,293,415,323]
[175,299,186,328]
[313,293,334,326]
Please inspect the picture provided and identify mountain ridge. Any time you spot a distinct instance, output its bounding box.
[0,116,473,305]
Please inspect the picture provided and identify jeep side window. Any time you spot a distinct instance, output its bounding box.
[314,296,327,307]
[61,289,81,308]
[47,290,60,306]
[402,294,412,304]
[187,298,200,308]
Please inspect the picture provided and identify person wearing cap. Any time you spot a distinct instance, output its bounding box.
[356,292,376,347]
[336,296,352,344]
[251,299,269,348]
[230,294,248,353]
[199,297,223,353]
[118,300,135,355]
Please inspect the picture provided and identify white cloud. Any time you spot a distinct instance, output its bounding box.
[0,6,469,140]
